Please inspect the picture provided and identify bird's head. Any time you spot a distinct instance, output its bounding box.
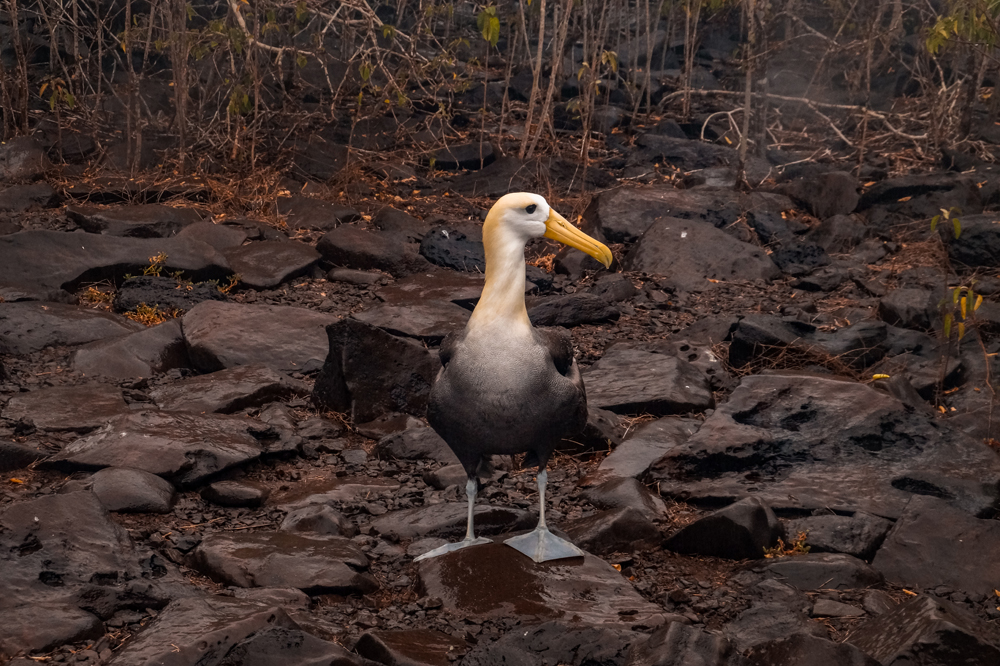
[484,192,613,268]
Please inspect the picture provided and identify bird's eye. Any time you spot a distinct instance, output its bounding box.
[525,204,537,214]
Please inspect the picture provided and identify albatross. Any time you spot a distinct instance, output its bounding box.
[415,192,612,563]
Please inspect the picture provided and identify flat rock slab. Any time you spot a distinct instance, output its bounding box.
[355,629,466,666]
[74,319,190,380]
[67,204,202,237]
[0,603,103,657]
[2,383,128,432]
[373,424,458,464]
[317,225,429,277]
[221,240,321,289]
[462,621,642,666]
[786,512,893,561]
[150,364,308,414]
[46,410,263,487]
[764,553,884,591]
[596,417,700,479]
[352,301,470,342]
[417,541,664,626]
[848,595,1000,666]
[113,275,229,313]
[583,349,714,416]
[745,632,879,666]
[648,374,1000,518]
[623,217,780,291]
[371,503,534,540]
[189,532,377,595]
[182,300,337,373]
[0,302,142,355]
[107,596,364,666]
[665,497,784,560]
[629,621,745,666]
[270,474,401,508]
[376,270,485,307]
[872,495,1000,598]
[0,491,138,610]
[0,440,46,473]
[0,229,232,294]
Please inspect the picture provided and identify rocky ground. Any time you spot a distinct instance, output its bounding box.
[2,120,1000,666]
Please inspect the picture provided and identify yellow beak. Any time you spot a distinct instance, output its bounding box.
[543,210,613,268]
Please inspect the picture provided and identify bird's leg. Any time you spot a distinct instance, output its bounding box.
[504,467,586,563]
[413,476,492,562]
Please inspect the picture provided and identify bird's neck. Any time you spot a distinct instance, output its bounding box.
[468,232,531,333]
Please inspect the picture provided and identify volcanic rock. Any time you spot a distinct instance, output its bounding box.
[647,373,1000,518]
[373,424,457,464]
[0,440,46,473]
[665,498,784,560]
[581,477,668,522]
[371,503,534,540]
[182,300,337,373]
[785,512,892,561]
[280,504,356,537]
[583,349,714,416]
[528,293,620,327]
[277,194,360,230]
[317,225,429,276]
[74,319,190,379]
[67,204,202,237]
[0,136,49,181]
[220,240,321,289]
[189,532,377,595]
[175,220,248,250]
[201,480,271,508]
[355,629,466,666]
[89,467,177,513]
[764,553,883,590]
[352,301,470,343]
[597,417,700,479]
[0,302,143,355]
[150,364,308,413]
[777,171,860,219]
[462,622,641,666]
[564,507,661,555]
[2,383,128,432]
[46,410,263,487]
[113,275,229,313]
[744,632,879,666]
[628,621,746,666]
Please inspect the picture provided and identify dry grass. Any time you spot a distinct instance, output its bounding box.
[123,303,181,326]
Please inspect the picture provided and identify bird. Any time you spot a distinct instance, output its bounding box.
[414,192,612,563]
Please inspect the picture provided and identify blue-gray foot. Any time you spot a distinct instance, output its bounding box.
[504,527,585,563]
[414,536,493,562]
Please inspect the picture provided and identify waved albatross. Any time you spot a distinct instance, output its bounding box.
[415,192,612,563]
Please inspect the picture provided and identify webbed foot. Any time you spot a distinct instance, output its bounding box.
[504,527,585,563]
[413,536,492,562]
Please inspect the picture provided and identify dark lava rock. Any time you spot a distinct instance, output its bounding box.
[113,275,229,314]
[810,599,864,618]
[2,383,128,432]
[276,194,359,231]
[374,424,457,464]
[583,349,714,416]
[806,214,869,253]
[46,410,263,487]
[628,621,746,666]
[665,497,784,560]
[0,440,46,473]
[356,628,465,666]
[564,507,661,555]
[528,293,620,327]
[312,318,441,422]
[942,213,1000,268]
[462,621,640,666]
[67,204,202,237]
[176,220,248,251]
[419,226,485,272]
[417,541,664,626]
[581,477,667,522]
[723,603,826,652]
[288,136,351,182]
[872,494,1000,598]
[624,218,780,291]
[0,230,232,294]
[371,503,534,540]
[317,225,429,276]
[848,595,1000,666]
[280,504,356,537]
[877,288,936,331]
[785,512,892,561]
[764,553,884,590]
[376,270,486,307]
[328,267,384,285]
[150,364,308,414]
[0,603,104,658]
[793,265,846,292]
[271,474,400,510]
[183,301,337,373]
[745,632,879,666]
[221,240,321,289]
[0,301,142,355]
[647,373,1000,518]
[0,136,49,181]
[107,596,364,665]
[90,467,177,513]
[0,492,140,634]
[0,181,57,212]
[353,301,470,343]
[448,156,533,198]
[590,273,639,302]
[74,318,189,379]
[597,417,700,480]
[189,532,377,595]
[432,142,495,170]
[769,242,830,276]
[777,171,860,219]
[201,480,271,508]
[583,185,792,244]
[859,173,983,219]
[372,206,435,241]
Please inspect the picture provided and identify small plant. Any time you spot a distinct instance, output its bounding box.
[931,207,962,240]
[143,253,169,277]
[217,274,241,294]
[80,286,114,307]
[764,531,810,558]
[123,303,180,326]
[940,284,983,343]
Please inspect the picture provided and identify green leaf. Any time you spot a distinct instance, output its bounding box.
[944,312,953,338]
[954,287,962,304]
[477,6,500,47]
[296,53,307,68]
[958,321,966,339]
[931,214,940,233]
[360,62,372,82]
[953,217,962,239]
